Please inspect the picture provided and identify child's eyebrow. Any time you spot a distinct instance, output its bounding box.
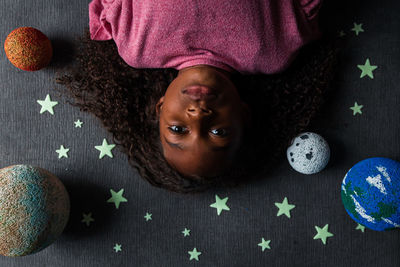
[164,136,231,152]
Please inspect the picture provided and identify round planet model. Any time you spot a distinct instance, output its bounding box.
[341,157,400,231]
[0,165,70,256]
[286,132,330,174]
[4,27,53,71]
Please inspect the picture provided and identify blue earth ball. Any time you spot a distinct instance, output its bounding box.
[0,165,70,256]
[286,132,330,174]
[341,157,400,231]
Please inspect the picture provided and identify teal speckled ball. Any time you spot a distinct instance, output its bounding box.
[0,165,70,256]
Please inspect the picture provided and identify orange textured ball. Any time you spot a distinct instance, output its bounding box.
[4,27,53,71]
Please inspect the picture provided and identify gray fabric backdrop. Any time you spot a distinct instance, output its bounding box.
[0,0,399,266]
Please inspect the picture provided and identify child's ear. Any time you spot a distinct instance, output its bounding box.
[155,96,165,117]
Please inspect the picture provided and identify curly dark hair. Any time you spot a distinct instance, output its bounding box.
[54,26,344,194]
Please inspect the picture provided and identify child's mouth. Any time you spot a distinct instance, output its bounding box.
[182,85,218,100]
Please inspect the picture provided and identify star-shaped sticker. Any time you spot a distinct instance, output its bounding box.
[188,248,201,261]
[113,243,122,252]
[350,102,363,115]
[351,22,364,36]
[74,119,83,128]
[144,212,152,221]
[210,194,230,215]
[81,212,94,226]
[355,223,365,233]
[95,138,116,159]
[258,238,271,251]
[56,145,69,159]
[313,224,334,245]
[182,228,190,237]
[357,58,377,79]
[37,94,58,115]
[275,197,296,218]
[337,30,346,38]
[107,189,127,209]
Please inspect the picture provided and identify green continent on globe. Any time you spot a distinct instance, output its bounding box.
[370,201,397,222]
[353,186,366,198]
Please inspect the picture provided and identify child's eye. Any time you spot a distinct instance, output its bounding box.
[211,128,229,137]
[168,126,229,136]
[168,125,187,134]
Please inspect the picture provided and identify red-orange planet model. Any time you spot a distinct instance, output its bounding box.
[4,27,52,71]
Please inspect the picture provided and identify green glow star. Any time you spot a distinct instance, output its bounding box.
[113,243,122,252]
[107,189,127,209]
[313,224,334,245]
[351,22,364,36]
[274,197,295,218]
[258,238,271,251]
[56,145,69,159]
[188,248,201,261]
[74,119,83,128]
[337,30,346,37]
[95,138,116,159]
[144,212,152,221]
[355,223,365,233]
[81,212,94,226]
[37,94,58,115]
[210,194,230,215]
[357,58,377,79]
[182,228,190,237]
[350,102,363,115]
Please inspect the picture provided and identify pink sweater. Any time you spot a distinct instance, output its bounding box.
[89,0,322,75]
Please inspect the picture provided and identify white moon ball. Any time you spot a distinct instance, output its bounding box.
[287,132,330,174]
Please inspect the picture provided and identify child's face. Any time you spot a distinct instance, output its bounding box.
[156,65,251,178]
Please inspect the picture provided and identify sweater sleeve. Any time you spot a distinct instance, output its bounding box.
[88,0,116,40]
[297,0,323,21]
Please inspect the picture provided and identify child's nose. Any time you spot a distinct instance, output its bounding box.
[187,105,213,116]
